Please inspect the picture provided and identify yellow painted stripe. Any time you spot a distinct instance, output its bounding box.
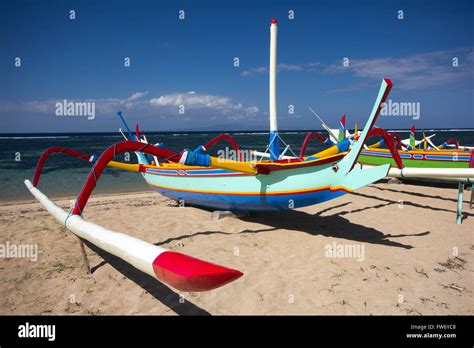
[209,157,257,174]
[306,145,341,159]
[369,141,382,148]
[108,161,140,172]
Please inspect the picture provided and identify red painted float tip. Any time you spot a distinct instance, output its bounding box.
[383,78,393,87]
[152,251,243,292]
[271,19,278,24]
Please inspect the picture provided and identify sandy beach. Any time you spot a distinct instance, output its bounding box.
[0,181,472,315]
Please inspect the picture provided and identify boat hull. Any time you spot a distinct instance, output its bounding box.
[142,163,348,210]
[358,149,472,169]
[141,159,389,211]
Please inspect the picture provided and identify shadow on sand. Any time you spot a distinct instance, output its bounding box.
[84,241,211,316]
[351,191,474,219]
[84,194,439,313]
[155,201,430,250]
[239,204,428,249]
[369,184,474,206]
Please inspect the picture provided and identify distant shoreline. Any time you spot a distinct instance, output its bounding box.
[0,187,151,205]
[1,128,474,137]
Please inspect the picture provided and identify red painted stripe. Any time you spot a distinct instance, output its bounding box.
[152,251,243,292]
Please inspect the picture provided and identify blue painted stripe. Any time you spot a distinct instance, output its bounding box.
[149,185,348,211]
[425,155,470,161]
[146,169,178,175]
[361,150,393,158]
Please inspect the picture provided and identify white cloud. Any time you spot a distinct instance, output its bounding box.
[241,47,473,91]
[125,91,149,102]
[323,47,474,90]
[149,92,259,115]
[119,91,149,108]
[0,91,260,121]
[241,62,319,76]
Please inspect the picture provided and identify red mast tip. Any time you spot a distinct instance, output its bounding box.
[271,19,278,24]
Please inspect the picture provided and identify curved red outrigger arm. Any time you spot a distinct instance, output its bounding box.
[33,148,93,187]
[32,135,245,215]
[71,141,186,214]
[32,141,184,215]
[203,134,243,161]
[443,137,460,149]
[389,132,403,150]
[299,132,329,157]
[365,128,403,169]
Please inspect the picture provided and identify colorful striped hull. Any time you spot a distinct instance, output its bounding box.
[141,158,389,211]
[149,183,349,211]
[359,149,472,169]
[143,163,346,211]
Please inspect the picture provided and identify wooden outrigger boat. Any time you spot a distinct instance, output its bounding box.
[297,113,474,223]
[133,20,394,211]
[358,126,473,170]
[309,113,473,172]
[25,20,410,292]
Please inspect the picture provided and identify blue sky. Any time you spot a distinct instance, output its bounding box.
[0,0,473,132]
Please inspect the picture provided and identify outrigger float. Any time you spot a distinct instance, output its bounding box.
[24,20,468,293]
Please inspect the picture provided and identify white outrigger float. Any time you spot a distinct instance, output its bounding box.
[25,180,242,291]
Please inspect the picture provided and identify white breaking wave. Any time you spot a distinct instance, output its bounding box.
[0,136,70,139]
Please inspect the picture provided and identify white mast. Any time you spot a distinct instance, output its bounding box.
[268,19,280,160]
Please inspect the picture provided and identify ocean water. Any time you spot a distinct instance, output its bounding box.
[0,130,473,202]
